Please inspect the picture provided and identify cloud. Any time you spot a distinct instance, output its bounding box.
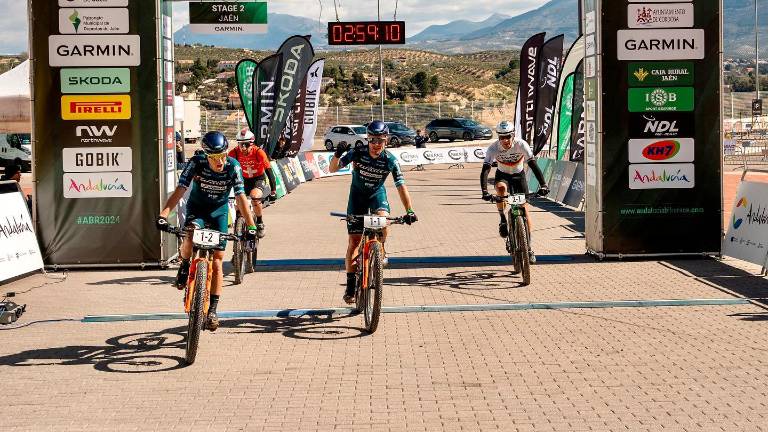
[0,0,548,53]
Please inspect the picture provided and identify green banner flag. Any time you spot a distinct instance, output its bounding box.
[557,74,574,160]
[235,59,257,129]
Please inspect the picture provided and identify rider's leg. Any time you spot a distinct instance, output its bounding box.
[250,188,265,238]
[345,233,363,302]
[495,181,509,237]
[175,231,194,288]
[206,250,225,331]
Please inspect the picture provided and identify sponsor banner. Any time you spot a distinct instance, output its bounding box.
[555,161,578,203]
[517,33,546,143]
[266,36,316,159]
[422,148,449,164]
[723,183,768,266]
[617,29,705,60]
[165,149,174,172]
[585,57,595,78]
[557,74,574,160]
[61,94,131,120]
[562,162,585,208]
[389,148,426,166]
[49,35,141,67]
[164,126,175,150]
[189,1,268,34]
[628,163,695,189]
[549,161,567,198]
[628,138,694,163]
[629,0,692,2]
[585,101,595,121]
[63,172,133,198]
[629,112,694,138]
[628,87,694,112]
[585,11,595,34]
[585,78,596,99]
[629,62,694,87]
[299,59,325,153]
[188,24,268,34]
[253,53,281,150]
[281,74,308,159]
[268,160,287,198]
[570,61,585,162]
[277,159,299,192]
[60,67,130,93]
[59,0,128,5]
[298,153,315,181]
[65,122,131,146]
[304,152,321,178]
[533,35,564,155]
[313,152,351,177]
[585,34,595,56]
[63,147,132,172]
[628,3,694,29]
[58,7,129,34]
[289,157,306,183]
[0,185,44,282]
[235,59,257,129]
[465,147,487,163]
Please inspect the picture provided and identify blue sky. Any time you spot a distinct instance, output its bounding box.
[3,0,548,54]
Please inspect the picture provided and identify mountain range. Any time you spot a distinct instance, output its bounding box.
[174,0,768,57]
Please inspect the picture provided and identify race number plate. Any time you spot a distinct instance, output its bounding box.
[192,229,221,247]
[363,216,387,229]
[507,194,526,206]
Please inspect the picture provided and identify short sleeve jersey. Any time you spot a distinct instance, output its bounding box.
[228,145,271,178]
[339,145,405,193]
[178,154,245,207]
[483,138,534,175]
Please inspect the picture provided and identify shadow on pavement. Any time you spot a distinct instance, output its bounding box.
[220,314,368,340]
[87,275,175,286]
[660,258,768,310]
[0,327,187,373]
[387,269,521,291]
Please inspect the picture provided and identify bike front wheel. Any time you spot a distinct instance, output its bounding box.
[233,216,247,285]
[185,260,207,365]
[514,215,531,286]
[363,242,384,333]
[508,211,521,274]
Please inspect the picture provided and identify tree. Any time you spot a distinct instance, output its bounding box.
[351,70,366,89]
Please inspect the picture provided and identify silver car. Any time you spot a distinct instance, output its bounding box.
[323,125,368,150]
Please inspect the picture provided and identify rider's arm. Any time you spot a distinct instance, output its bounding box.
[330,146,354,173]
[236,194,256,227]
[231,161,256,226]
[391,157,414,212]
[160,155,198,217]
[265,166,277,193]
[527,158,546,186]
[159,186,188,218]
[480,163,492,194]
[396,184,413,212]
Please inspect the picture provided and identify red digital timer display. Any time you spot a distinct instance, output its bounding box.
[327,21,406,45]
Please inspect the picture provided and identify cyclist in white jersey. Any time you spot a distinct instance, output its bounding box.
[480,120,549,262]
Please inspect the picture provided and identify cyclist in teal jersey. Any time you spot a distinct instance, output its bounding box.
[330,120,418,304]
[156,131,257,331]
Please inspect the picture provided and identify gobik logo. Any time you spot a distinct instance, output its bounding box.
[61,95,131,120]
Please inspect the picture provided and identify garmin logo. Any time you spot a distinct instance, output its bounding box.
[49,35,140,66]
[617,29,704,60]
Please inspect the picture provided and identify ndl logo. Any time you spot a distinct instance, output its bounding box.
[617,29,704,60]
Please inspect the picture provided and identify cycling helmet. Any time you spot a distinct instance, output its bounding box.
[496,120,514,137]
[201,131,228,154]
[236,128,255,143]
[366,120,389,136]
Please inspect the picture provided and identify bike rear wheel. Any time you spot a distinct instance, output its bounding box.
[363,242,384,333]
[233,216,247,284]
[515,215,531,286]
[185,260,207,365]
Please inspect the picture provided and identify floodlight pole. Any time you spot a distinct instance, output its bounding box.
[378,0,385,120]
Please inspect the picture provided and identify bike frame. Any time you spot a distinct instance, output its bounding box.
[358,229,383,290]
[185,250,214,315]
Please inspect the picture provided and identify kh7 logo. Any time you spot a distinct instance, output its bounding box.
[732,197,748,229]
[642,139,680,160]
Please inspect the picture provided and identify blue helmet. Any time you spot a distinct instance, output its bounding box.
[201,131,228,154]
[366,120,389,136]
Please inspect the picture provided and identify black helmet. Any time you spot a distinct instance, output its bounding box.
[201,131,228,154]
[366,120,389,136]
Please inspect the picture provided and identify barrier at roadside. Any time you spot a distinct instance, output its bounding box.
[722,169,768,270]
[0,180,43,282]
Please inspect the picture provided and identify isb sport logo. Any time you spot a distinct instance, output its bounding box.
[61,95,131,120]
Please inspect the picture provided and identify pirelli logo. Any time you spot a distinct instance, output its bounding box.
[61,94,131,120]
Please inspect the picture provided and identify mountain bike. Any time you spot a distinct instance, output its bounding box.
[167,225,241,365]
[231,202,257,285]
[490,193,538,286]
[331,212,407,334]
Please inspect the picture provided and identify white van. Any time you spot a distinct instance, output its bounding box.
[0,133,31,172]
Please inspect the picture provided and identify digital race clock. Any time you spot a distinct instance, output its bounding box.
[327,21,405,45]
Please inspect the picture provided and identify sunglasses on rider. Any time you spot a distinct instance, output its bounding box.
[369,137,386,145]
[207,152,227,163]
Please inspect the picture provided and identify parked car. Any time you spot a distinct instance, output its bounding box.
[323,125,368,150]
[425,117,493,142]
[384,122,417,147]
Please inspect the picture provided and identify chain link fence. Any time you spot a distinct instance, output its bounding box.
[724,92,768,170]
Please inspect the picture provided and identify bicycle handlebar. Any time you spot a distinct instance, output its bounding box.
[164,225,242,241]
[489,193,540,203]
[330,212,407,225]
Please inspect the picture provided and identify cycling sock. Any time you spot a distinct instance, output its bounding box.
[256,216,263,224]
[498,211,506,223]
[346,273,356,292]
[209,294,220,312]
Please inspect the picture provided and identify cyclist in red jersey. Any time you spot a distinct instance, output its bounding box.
[228,128,276,238]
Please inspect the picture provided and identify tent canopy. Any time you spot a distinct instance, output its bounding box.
[0,60,31,133]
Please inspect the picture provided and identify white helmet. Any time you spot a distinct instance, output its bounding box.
[496,120,514,137]
[236,128,255,143]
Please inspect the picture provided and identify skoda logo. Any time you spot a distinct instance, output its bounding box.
[448,149,463,160]
[474,149,485,159]
[423,150,439,161]
[400,152,417,163]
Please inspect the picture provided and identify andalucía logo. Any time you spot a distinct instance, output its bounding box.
[732,197,748,229]
[633,168,691,184]
[68,177,128,193]
[737,200,768,228]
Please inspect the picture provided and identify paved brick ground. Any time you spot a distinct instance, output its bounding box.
[3,165,768,431]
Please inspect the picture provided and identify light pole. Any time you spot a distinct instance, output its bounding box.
[756,0,760,99]
[378,0,384,120]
